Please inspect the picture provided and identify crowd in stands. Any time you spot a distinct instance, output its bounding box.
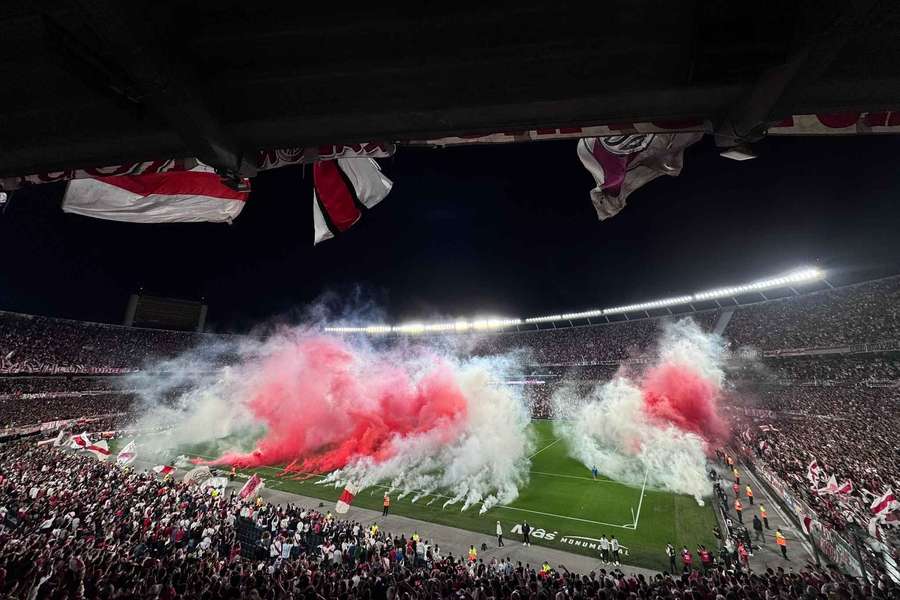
[0,312,211,374]
[725,277,900,351]
[737,355,900,384]
[0,442,892,600]
[0,378,136,431]
[473,312,719,365]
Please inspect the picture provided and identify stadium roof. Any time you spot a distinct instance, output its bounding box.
[325,267,825,334]
[2,2,899,179]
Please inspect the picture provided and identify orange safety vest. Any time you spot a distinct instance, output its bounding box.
[746,486,753,498]
[735,500,743,511]
[383,496,390,507]
[775,532,786,546]
[760,506,767,518]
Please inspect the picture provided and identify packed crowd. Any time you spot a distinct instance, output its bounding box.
[735,379,899,534]
[726,276,900,351]
[0,377,137,430]
[471,312,718,365]
[0,312,213,374]
[0,443,892,600]
[740,355,900,384]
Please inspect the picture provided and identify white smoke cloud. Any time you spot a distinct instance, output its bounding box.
[553,318,726,504]
[320,356,533,513]
[125,330,533,512]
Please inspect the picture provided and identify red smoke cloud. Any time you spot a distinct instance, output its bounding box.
[640,362,729,446]
[207,336,469,473]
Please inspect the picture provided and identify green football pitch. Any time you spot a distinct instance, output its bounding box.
[115,420,717,571]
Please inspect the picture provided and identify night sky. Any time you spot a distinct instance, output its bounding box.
[2,135,900,332]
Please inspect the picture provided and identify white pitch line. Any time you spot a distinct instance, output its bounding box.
[185,451,634,528]
[528,438,561,459]
[632,470,648,529]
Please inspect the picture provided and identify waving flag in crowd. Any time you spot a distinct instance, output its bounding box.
[116,440,137,466]
[577,132,702,220]
[836,480,853,495]
[313,158,393,244]
[806,460,820,483]
[62,162,250,224]
[152,465,175,476]
[335,483,359,514]
[85,440,111,461]
[70,432,90,449]
[239,473,265,500]
[871,489,898,517]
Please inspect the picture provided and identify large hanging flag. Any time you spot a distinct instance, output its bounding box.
[335,483,359,514]
[85,440,111,461]
[62,163,250,224]
[313,158,393,244]
[239,473,265,500]
[116,440,137,466]
[577,133,702,220]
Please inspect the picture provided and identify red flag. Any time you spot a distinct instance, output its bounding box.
[239,473,265,500]
[871,489,898,516]
[836,480,853,495]
[84,440,111,460]
[62,163,249,224]
[577,133,702,220]
[313,158,392,244]
[152,465,175,476]
[801,515,813,535]
[335,484,359,514]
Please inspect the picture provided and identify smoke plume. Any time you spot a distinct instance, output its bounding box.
[129,330,531,512]
[553,318,728,503]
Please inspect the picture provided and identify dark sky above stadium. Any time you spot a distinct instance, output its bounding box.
[3,135,900,332]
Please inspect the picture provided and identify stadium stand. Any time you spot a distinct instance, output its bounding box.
[0,311,210,374]
[0,443,892,599]
[725,277,900,351]
[0,378,135,430]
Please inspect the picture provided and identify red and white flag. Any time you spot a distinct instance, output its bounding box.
[239,473,265,500]
[70,432,90,449]
[801,515,814,535]
[62,163,250,224]
[313,158,392,244]
[806,460,820,482]
[871,489,898,516]
[152,465,175,476]
[818,474,839,495]
[836,480,853,495]
[335,483,359,514]
[116,440,137,466]
[85,440,111,460]
[577,133,702,220]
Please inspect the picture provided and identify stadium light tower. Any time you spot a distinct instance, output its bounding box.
[325,266,825,334]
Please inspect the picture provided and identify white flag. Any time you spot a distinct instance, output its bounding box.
[116,440,137,466]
